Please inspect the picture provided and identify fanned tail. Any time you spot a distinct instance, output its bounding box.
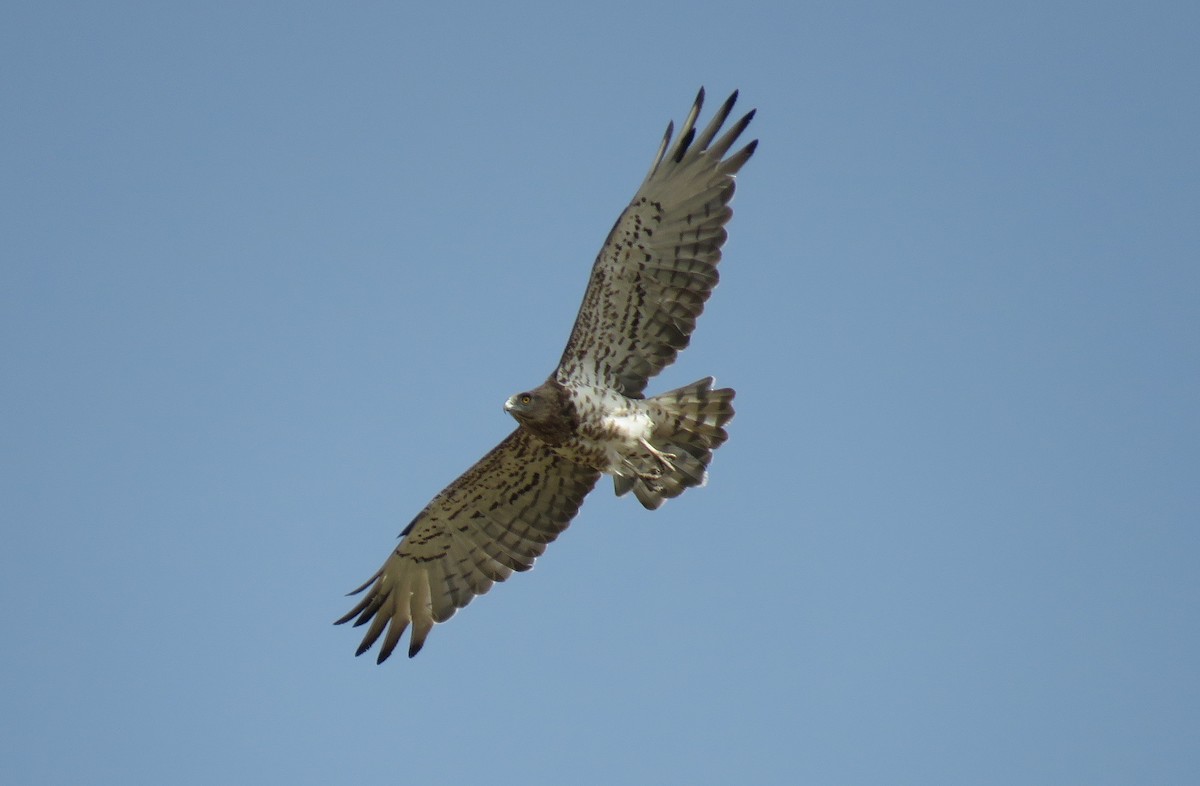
[613,377,735,509]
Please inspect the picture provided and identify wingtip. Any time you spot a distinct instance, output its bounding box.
[344,570,381,597]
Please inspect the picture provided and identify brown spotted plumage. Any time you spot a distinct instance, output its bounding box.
[337,88,756,660]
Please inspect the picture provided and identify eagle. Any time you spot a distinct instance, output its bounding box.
[336,88,757,661]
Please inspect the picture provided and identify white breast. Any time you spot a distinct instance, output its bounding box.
[601,410,654,441]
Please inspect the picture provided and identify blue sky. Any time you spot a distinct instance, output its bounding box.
[3,1,1198,783]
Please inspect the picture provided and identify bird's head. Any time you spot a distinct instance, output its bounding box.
[504,389,542,421]
[503,382,567,430]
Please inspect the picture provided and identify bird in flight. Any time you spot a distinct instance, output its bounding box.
[337,88,757,661]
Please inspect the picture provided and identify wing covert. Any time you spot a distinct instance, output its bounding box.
[555,88,757,397]
[335,428,600,661]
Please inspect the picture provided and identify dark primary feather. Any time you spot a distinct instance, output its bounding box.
[556,88,758,397]
[335,429,598,661]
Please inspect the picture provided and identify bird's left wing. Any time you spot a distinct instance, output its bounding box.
[336,428,600,661]
[555,88,757,397]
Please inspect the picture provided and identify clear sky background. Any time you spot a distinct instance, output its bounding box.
[3,2,1197,784]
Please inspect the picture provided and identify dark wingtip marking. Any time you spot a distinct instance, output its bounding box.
[719,90,739,118]
[344,569,382,597]
[726,111,756,143]
[673,127,697,163]
[334,588,378,626]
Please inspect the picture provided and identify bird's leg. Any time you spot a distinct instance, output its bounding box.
[638,438,676,475]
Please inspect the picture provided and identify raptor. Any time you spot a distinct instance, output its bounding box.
[337,89,757,661]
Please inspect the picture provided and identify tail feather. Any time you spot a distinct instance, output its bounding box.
[613,377,735,510]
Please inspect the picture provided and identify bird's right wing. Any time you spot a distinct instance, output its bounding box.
[336,428,600,662]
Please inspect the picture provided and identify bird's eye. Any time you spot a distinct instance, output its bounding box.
[520,394,532,404]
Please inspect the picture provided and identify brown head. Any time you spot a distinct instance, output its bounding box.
[503,380,574,446]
